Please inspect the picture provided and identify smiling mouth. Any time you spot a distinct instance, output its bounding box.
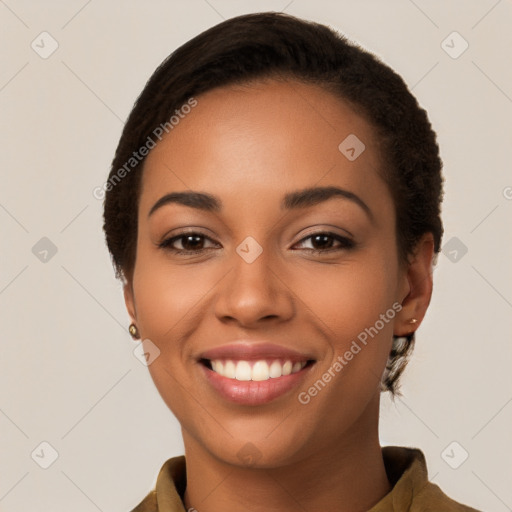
[200,358,315,381]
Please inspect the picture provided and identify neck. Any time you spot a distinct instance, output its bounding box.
[182,396,390,512]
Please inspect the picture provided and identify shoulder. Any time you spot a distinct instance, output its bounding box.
[128,456,187,512]
[413,482,482,512]
[378,446,482,512]
[130,490,157,512]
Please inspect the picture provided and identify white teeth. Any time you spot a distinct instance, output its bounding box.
[224,360,236,379]
[292,362,302,373]
[209,359,307,381]
[235,361,252,381]
[282,361,293,376]
[211,360,223,374]
[269,360,282,378]
[252,361,270,381]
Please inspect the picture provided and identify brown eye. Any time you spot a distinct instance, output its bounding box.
[310,234,335,250]
[180,235,205,250]
[293,232,355,253]
[158,232,220,253]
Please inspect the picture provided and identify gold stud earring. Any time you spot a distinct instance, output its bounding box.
[408,318,418,325]
[129,323,140,339]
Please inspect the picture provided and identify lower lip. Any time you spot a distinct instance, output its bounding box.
[201,363,313,406]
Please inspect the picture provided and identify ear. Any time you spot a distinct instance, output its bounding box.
[123,280,137,326]
[394,233,435,337]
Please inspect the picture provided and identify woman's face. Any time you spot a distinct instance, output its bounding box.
[125,79,416,467]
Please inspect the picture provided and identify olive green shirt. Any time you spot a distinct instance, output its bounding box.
[131,446,481,511]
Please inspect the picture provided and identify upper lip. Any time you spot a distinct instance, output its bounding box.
[198,342,316,363]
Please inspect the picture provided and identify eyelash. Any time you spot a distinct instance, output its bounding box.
[157,231,355,255]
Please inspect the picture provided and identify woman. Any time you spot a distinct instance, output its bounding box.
[103,12,481,512]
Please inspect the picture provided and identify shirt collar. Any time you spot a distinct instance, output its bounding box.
[134,446,470,512]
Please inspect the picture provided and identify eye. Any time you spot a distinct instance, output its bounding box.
[158,232,220,254]
[292,232,355,253]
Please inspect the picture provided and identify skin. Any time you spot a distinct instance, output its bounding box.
[124,79,434,512]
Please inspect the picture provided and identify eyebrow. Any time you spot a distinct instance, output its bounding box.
[148,191,221,217]
[148,186,373,220]
[282,186,373,220]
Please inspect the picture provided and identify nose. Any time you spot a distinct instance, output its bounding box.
[214,249,295,328]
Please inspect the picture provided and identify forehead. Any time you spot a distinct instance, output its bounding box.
[139,79,390,214]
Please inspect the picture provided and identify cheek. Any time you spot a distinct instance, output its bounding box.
[130,251,221,418]
[295,257,398,343]
[293,256,399,402]
[132,247,220,342]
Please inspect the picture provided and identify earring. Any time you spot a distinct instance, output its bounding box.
[408,318,418,325]
[129,323,140,340]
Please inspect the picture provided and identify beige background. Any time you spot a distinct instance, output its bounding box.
[1,0,511,510]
